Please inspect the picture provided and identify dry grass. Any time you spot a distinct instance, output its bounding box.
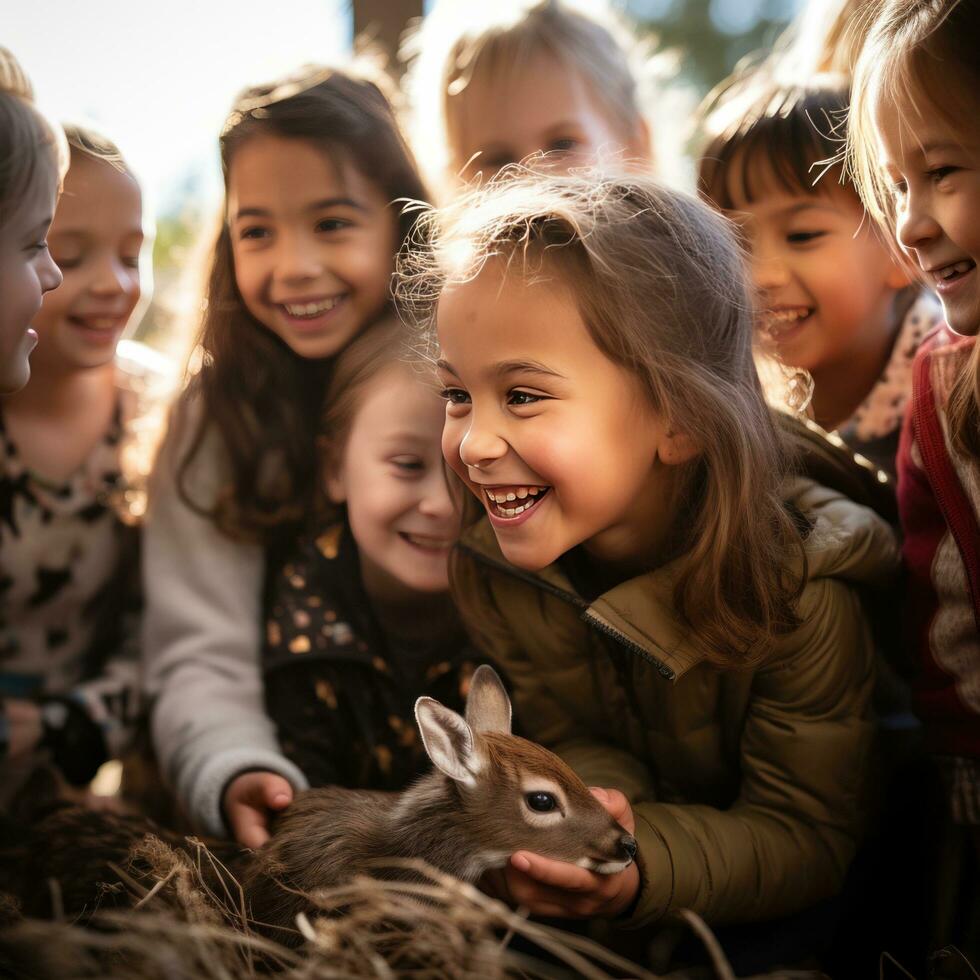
[0,836,666,979]
[0,833,833,979]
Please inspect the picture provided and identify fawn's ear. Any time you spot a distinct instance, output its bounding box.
[464,665,512,734]
[415,697,482,787]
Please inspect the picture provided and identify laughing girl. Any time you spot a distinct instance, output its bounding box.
[1,125,166,808]
[399,171,898,965]
[142,66,430,845]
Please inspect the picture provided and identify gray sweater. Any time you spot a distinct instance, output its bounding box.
[141,403,307,835]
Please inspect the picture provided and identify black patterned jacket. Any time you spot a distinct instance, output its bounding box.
[262,521,479,791]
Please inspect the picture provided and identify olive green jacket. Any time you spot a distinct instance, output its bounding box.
[451,479,899,927]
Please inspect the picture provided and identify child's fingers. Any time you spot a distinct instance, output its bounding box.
[509,851,598,892]
[504,867,614,918]
[262,775,294,810]
[589,786,635,834]
[231,807,272,850]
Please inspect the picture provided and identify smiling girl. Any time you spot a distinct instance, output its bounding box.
[0,48,63,394]
[402,0,655,195]
[698,75,937,480]
[849,0,980,948]
[1,124,167,808]
[143,66,429,844]
[261,316,474,795]
[399,171,898,965]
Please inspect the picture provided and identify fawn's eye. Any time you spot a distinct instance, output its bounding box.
[525,791,557,813]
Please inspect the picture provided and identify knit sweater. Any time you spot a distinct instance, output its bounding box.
[897,325,980,759]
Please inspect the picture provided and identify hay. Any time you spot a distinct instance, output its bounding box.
[1,840,669,979]
[0,835,829,979]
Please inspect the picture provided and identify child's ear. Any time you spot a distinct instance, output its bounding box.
[659,428,700,466]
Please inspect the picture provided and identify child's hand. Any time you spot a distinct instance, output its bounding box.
[498,787,641,919]
[223,771,293,848]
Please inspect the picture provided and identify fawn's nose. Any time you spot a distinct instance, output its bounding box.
[619,834,637,861]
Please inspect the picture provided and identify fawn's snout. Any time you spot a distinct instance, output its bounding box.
[578,829,637,874]
[415,666,639,879]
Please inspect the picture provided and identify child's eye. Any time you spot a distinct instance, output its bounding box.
[122,255,140,269]
[440,387,470,405]
[316,218,351,233]
[927,166,957,184]
[508,389,545,406]
[239,226,269,241]
[786,231,826,244]
[28,240,50,255]
[891,178,909,199]
[549,138,579,154]
[391,455,424,472]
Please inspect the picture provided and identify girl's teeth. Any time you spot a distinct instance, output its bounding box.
[284,297,341,317]
[485,487,547,516]
[940,260,974,280]
[767,307,810,324]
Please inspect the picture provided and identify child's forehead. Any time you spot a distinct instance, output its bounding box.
[873,87,979,162]
[3,160,59,237]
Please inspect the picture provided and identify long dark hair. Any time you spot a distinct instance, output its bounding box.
[176,65,428,542]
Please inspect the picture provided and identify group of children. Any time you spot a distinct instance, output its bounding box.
[1,0,978,971]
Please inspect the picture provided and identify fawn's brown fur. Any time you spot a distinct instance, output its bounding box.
[4,667,635,944]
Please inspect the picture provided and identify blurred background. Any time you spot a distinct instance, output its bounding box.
[3,0,803,355]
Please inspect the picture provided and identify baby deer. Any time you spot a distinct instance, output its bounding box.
[7,667,634,944]
[245,665,636,938]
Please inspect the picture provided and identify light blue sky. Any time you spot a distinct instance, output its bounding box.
[3,0,351,213]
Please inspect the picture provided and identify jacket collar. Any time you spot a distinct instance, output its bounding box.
[457,519,714,682]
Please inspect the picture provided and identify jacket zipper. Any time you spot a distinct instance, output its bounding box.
[460,544,677,680]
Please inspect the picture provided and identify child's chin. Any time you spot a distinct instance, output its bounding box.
[945,305,980,337]
[497,541,558,573]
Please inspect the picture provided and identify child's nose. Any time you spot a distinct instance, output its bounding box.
[91,255,132,296]
[41,251,63,294]
[897,195,940,252]
[750,249,789,292]
[417,470,458,520]
[458,418,507,472]
[276,232,324,282]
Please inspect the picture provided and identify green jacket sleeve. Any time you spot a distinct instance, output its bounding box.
[623,577,875,927]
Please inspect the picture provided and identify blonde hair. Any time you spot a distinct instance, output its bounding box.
[0,47,67,225]
[770,0,875,79]
[402,0,656,190]
[849,0,980,458]
[63,122,131,175]
[398,170,806,666]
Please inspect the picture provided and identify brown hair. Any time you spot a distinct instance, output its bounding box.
[402,0,653,189]
[320,314,418,469]
[849,0,980,458]
[398,170,806,665]
[175,65,429,542]
[0,47,65,226]
[698,75,855,210]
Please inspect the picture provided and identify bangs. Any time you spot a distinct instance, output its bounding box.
[699,82,852,211]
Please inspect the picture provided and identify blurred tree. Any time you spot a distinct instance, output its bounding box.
[628,0,801,93]
[352,0,423,75]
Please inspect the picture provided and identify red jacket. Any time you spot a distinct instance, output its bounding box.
[897,325,980,758]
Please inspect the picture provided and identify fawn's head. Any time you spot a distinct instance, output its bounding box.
[414,665,636,876]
